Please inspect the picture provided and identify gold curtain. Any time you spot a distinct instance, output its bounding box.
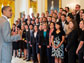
[0,4,1,16]
[59,0,62,8]
[45,0,48,11]
[30,0,37,15]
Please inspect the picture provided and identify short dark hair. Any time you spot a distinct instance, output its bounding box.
[60,8,63,10]
[56,22,63,31]
[65,7,70,11]
[61,14,66,17]
[13,23,16,26]
[50,22,55,27]
[76,4,81,8]
[1,6,10,14]
[68,13,74,19]
[80,9,84,13]
[29,24,34,27]
[63,10,67,13]
[48,16,52,18]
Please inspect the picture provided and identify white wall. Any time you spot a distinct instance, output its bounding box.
[15,0,21,21]
[62,0,84,10]
[15,0,46,20]
[15,0,29,21]
[20,0,29,15]
[37,0,45,16]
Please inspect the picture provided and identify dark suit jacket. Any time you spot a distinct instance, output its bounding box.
[26,30,33,45]
[66,29,78,53]
[32,31,40,45]
[76,11,80,27]
[17,21,21,29]
[39,30,49,46]
[22,30,26,40]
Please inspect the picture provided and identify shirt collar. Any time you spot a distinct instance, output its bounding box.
[62,21,65,23]
[2,15,9,22]
[30,30,33,32]
[76,10,80,14]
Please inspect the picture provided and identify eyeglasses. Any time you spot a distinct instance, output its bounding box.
[76,7,79,8]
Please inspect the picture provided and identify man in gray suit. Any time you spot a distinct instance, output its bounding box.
[0,6,21,63]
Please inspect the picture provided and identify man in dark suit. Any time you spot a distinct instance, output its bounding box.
[75,4,81,27]
[26,24,34,61]
[65,7,71,16]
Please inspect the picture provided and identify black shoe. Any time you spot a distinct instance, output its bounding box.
[33,60,38,63]
[17,55,19,58]
[19,56,22,58]
[26,59,30,61]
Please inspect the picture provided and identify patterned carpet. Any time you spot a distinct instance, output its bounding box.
[11,56,33,63]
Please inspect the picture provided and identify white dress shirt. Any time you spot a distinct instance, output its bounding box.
[62,21,66,28]
[34,32,37,38]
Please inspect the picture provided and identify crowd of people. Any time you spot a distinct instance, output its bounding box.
[12,4,84,63]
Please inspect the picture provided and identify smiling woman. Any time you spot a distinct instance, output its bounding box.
[0,0,15,28]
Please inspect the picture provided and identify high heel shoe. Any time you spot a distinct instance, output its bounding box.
[23,58,27,60]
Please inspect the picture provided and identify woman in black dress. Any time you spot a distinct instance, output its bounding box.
[51,22,65,63]
[39,22,49,63]
[18,25,27,59]
[65,21,78,63]
[76,20,84,63]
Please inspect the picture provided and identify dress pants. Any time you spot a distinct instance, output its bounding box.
[78,52,84,63]
[27,43,32,60]
[32,43,37,62]
[40,45,48,63]
[47,47,54,63]
[68,51,76,63]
